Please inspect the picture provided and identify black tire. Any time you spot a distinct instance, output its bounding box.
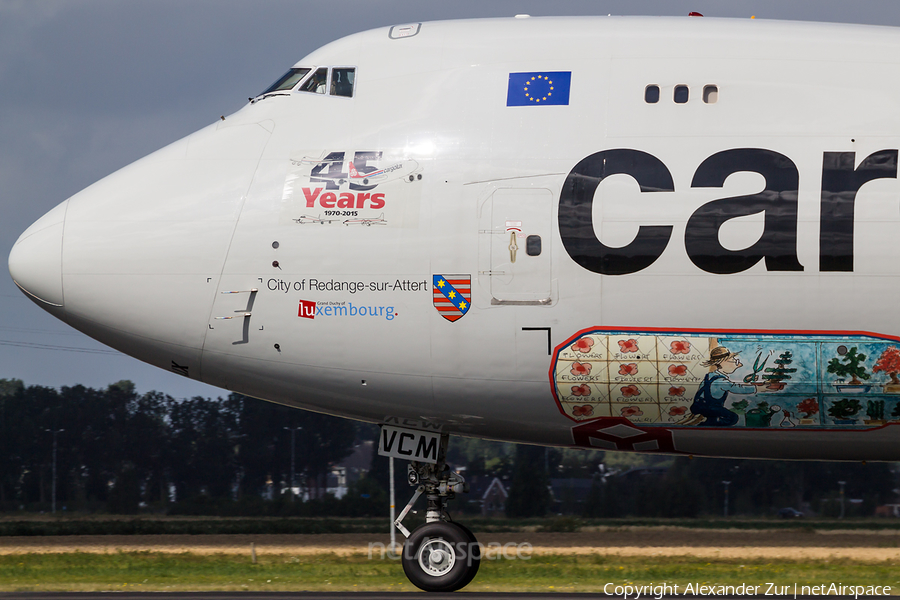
[401,522,477,592]
[452,522,481,588]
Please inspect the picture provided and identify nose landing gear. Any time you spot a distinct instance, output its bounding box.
[394,435,480,592]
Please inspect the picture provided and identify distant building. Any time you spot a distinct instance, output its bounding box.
[321,440,374,500]
[480,477,508,516]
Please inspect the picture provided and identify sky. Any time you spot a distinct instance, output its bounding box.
[4,0,900,400]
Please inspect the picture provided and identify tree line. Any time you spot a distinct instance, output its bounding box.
[0,378,895,518]
[0,379,361,514]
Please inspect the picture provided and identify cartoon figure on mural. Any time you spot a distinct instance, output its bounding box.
[686,346,767,426]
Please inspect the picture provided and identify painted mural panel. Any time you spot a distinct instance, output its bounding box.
[551,329,900,428]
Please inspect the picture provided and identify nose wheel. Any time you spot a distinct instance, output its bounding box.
[401,521,480,592]
[392,434,481,592]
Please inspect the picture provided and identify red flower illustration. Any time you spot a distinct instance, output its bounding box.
[571,384,591,397]
[572,405,594,417]
[798,398,819,418]
[618,363,638,376]
[620,384,641,397]
[620,405,644,417]
[570,362,592,376]
[668,386,686,397]
[668,364,688,377]
[668,406,688,416]
[571,337,595,354]
[670,340,691,355]
[618,338,639,354]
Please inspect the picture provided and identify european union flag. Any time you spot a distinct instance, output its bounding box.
[507,71,571,106]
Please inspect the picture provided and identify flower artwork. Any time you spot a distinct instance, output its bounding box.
[620,385,641,398]
[620,405,644,417]
[571,337,595,354]
[617,339,639,354]
[670,340,691,354]
[797,398,819,419]
[554,329,900,428]
[668,364,688,376]
[570,362,592,376]
[572,405,594,418]
[873,346,900,392]
[618,363,638,376]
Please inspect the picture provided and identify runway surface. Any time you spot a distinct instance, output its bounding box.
[0,594,864,599]
[0,594,612,599]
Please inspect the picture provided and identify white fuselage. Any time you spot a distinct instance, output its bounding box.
[11,16,900,459]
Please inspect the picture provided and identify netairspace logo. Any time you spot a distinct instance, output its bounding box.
[600,582,892,599]
[368,542,531,561]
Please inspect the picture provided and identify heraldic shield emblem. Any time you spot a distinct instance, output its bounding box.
[432,274,471,322]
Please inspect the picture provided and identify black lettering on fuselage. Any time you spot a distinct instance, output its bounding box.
[558,147,899,275]
[820,150,898,271]
[558,149,675,275]
[686,148,803,274]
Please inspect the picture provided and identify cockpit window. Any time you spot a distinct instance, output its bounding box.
[254,65,356,101]
[259,68,311,95]
[299,67,328,94]
[331,68,355,97]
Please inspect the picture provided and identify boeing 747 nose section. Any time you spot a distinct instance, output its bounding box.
[8,199,67,313]
[10,120,273,381]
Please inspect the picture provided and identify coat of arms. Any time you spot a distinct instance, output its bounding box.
[432,275,471,322]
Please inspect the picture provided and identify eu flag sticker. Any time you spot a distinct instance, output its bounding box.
[507,71,571,106]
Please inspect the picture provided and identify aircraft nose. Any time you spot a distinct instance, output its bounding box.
[8,200,67,309]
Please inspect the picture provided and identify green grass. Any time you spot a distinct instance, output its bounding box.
[1,553,899,593]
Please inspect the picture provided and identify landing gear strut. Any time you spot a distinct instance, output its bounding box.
[394,434,480,592]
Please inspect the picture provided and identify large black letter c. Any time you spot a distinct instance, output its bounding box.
[558,149,674,275]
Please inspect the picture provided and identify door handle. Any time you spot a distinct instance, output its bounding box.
[508,232,518,264]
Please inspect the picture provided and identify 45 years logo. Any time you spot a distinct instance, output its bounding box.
[282,150,422,228]
[294,151,420,192]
